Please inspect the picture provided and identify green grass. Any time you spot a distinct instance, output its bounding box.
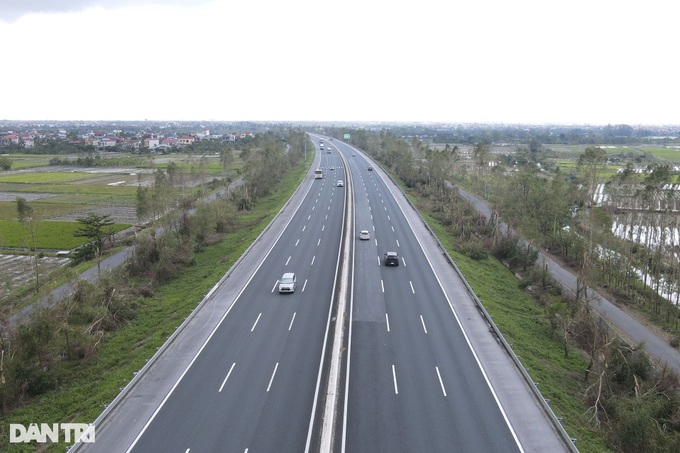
[0,157,313,452]
[0,202,123,221]
[0,172,96,184]
[640,146,680,161]
[549,159,622,181]
[0,220,131,249]
[0,183,137,198]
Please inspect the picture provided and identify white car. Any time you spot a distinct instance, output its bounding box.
[337,180,344,187]
[359,230,370,240]
[278,273,297,293]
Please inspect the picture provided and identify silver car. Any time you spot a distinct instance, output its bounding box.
[278,273,297,293]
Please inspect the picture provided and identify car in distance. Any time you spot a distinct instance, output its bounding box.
[367,166,373,171]
[359,230,370,240]
[383,251,399,266]
[337,180,344,187]
[329,166,335,171]
[278,273,297,293]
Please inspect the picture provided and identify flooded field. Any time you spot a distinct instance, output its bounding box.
[0,253,70,301]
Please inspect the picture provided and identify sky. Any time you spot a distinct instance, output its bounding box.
[0,0,678,125]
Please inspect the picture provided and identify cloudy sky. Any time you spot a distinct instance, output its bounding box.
[0,0,677,125]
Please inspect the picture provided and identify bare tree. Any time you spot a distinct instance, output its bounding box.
[16,197,40,292]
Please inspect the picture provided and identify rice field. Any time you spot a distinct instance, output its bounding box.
[640,146,680,162]
[0,219,130,249]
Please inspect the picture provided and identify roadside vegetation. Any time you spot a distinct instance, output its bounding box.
[0,129,310,451]
[331,127,680,452]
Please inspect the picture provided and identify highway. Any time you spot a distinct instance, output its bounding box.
[78,135,568,453]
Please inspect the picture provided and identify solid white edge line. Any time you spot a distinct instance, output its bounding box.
[218,363,236,393]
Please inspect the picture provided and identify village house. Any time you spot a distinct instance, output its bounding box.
[178,135,195,146]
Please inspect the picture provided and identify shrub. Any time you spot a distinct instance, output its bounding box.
[457,238,488,260]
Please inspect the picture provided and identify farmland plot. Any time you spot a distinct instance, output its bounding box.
[0,254,70,302]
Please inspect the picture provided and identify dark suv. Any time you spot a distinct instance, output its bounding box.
[383,251,399,266]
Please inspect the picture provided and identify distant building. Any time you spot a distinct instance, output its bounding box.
[144,138,160,149]
[178,135,195,146]
[161,137,179,147]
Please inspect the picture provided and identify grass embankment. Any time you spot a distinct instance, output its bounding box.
[417,207,611,451]
[1,158,311,452]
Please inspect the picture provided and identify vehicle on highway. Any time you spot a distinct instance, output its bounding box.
[327,150,332,154]
[359,230,370,240]
[352,153,356,157]
[278,273,297,293]
[337,180,344,187]
[314,169,323,179]
[383,251,399,266]
[367,166,373,171]
[329,166,335,171]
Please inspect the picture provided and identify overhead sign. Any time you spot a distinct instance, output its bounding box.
[343,134,351,140]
